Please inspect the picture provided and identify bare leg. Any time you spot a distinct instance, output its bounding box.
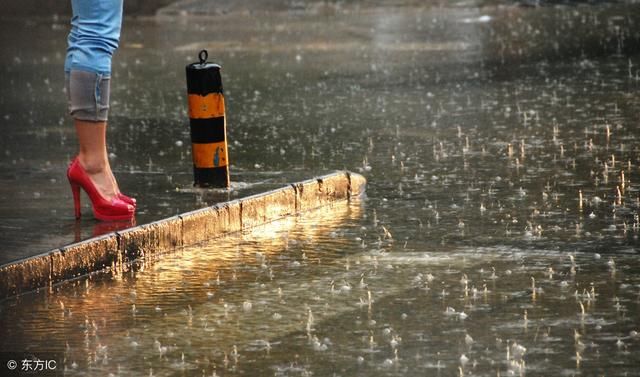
[74,119,119,200]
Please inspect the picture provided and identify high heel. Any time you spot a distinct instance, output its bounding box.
[71,182,82,219]
[67,157,135,221]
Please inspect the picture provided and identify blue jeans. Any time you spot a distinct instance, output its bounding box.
[65,70,111,122]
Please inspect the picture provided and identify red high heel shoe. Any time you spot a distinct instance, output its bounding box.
[67,158,135,221]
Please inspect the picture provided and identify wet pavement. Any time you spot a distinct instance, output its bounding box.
[1,0,639,265]
[2,0,640,375]
[1,1,360,264]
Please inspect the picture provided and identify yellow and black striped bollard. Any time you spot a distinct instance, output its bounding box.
[185,50,230,188]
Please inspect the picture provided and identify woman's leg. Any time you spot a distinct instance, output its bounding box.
[68,70,129,202]
[74,119,118,201]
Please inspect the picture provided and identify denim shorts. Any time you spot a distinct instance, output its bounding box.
[65,70,111,122]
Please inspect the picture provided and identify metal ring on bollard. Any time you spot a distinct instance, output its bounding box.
[198,50,208,65]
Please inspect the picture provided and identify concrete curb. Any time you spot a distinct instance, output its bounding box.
[0,171,366,300]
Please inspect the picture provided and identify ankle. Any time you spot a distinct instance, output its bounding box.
[78,155,108,175]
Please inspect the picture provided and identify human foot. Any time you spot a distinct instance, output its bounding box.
[77,156,119,201]
[106,164,137,206]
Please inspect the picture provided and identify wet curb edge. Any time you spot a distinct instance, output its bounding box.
[0,171,366,300]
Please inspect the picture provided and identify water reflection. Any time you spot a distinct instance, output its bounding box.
[0,200,364,375]
[4,205,640,375]
[73,218,137,241]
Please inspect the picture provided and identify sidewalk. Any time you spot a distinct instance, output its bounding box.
[0,3,343,265]
[0,14,321,265]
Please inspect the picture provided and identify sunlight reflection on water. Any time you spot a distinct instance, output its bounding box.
[1,200,640,376]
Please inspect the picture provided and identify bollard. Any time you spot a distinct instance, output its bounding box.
[186,50,230,188]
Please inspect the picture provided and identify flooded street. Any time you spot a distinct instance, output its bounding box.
[2,1,640,375]
[3,203,640,376]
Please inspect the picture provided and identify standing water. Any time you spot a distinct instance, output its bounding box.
[2,1,640,376]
